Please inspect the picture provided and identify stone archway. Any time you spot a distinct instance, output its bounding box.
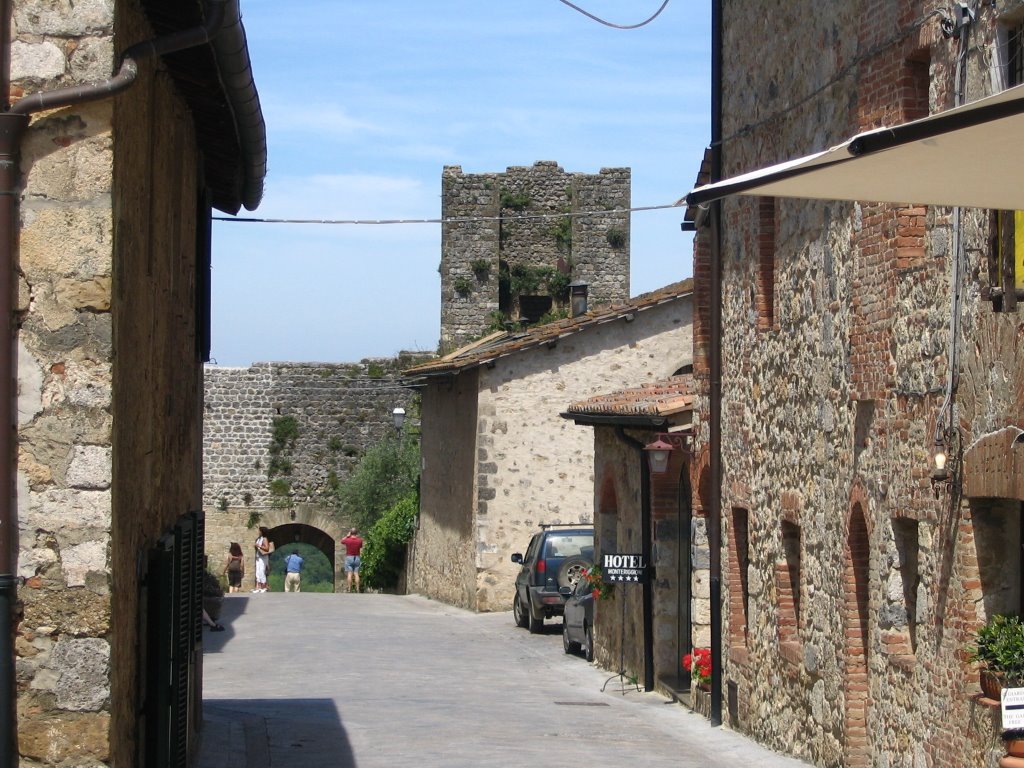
[204,502,353,592]
[255,505,347,591]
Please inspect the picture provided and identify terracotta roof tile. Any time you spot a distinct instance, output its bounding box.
[564,375,694,419]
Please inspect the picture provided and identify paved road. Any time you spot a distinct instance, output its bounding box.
[197,592,808,768]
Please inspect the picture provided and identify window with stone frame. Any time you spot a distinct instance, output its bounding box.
[728,507,751,652]
[776,520,802,662]
[987,18,1024,311]
[881,517,920,665]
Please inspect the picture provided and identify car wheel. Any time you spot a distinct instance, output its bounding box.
[557,556,591,589]
[527,597,544,634]
[583,622,594,662]
[513,592,529,628]
[563,621,581,654]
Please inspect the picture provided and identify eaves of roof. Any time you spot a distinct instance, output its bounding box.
[560,375,694,428]
[140,0,267,213]
[404,278,693,380]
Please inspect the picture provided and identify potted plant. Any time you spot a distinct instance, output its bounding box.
[683,647,712,691]
[968,613,1024,699]
[1003,728,1024,760]
[582,565,614,601]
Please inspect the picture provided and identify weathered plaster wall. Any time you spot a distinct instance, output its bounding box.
[473,297,692,612]
[407,371,479,608]
[702,1,1024,765]
[440,161,630,352]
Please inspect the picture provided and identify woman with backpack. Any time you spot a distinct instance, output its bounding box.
[222,542,245,594]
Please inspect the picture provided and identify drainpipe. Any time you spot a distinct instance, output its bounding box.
[0,2,238,763]
[614,427,655,692]
[708,0,724,727]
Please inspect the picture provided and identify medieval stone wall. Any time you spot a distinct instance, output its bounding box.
[439,161,630,352]
[202,359,422,575]
[698,1,1024,766]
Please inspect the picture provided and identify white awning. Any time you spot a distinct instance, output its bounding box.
[684,83,1024,210]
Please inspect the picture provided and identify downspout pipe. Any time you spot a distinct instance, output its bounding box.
[0,2,241,763]
[708,0,724,727]
[614,426,655,692]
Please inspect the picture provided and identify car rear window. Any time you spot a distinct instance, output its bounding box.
[543,534,593,558]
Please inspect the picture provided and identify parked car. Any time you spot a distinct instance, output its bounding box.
[562,574,595,661]
[511,524,594,634]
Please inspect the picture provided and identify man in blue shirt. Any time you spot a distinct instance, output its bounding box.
[284,550,304,593]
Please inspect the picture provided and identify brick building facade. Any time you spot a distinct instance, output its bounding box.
[689,2,1024,766]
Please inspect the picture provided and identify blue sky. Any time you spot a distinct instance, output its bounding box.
[210,1,711,366]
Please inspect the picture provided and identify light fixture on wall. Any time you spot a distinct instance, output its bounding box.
[930,427,961,498]
[392,407,406,431]
[643,433,692,475]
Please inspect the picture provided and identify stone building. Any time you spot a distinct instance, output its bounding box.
[202,359,422,588]
[682,2,1024,766]
[439,161,630,352]
[404,280,693,613]
[562,377,697,701]
[7,1,265,765]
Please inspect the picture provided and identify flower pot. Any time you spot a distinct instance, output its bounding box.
[1006,739,1024,758]
[982,669,1006,700]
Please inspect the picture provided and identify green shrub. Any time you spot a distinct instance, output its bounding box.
[499,189,531,210]
[454,276,472,296]
[361,495,418,590]
[334,434,420,530]
[606,227,627,248]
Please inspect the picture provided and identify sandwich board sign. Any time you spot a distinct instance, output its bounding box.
[1002,687,1024,730]
[602,553,648,584]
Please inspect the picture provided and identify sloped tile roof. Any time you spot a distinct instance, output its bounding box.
[561,374,694,427]
[404,278,693,379]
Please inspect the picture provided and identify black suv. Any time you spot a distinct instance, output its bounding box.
[511,524,594,633]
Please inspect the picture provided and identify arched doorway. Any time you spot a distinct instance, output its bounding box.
[256,506,345,591]
[843,502,871,766]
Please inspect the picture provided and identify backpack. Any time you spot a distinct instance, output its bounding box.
[228,557,242,573]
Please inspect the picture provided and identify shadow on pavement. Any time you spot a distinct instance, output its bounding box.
[201,596,250,652]
[199,697,355,768]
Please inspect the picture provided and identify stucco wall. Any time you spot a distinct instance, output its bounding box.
[407,370,479,608]
[704,1,1024,765]
[472,297,692,612]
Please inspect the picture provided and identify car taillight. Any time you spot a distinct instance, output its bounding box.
[537,560,546,574]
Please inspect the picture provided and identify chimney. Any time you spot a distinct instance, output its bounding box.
[569,281,588,317]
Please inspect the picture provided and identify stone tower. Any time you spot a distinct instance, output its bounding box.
[439,161,630,352]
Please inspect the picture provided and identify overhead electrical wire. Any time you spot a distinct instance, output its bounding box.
[554,0,671,30]
[212,201,684,226]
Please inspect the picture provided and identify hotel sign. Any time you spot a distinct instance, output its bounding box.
[602,553,648,584]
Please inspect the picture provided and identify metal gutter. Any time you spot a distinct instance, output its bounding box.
[708,0,724,727]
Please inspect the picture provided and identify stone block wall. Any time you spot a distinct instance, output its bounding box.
[439,161,630,352]
[203,358,424,577]
[12,0,215,764]
[696,1,1024,766]
[471,297,691,612]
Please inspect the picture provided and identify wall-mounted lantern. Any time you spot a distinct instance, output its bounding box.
[392,407,406,431]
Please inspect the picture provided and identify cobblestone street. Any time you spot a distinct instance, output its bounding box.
[198,593,809,768]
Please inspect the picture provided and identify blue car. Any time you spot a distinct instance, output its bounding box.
[562,575,595,661]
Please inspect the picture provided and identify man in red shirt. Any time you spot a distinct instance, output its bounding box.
[341,528,364,593]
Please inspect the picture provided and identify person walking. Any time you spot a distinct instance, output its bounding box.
[341,528,364,593]
[284,550,304,592]
[253,526,272,592]
[222,542,245,593]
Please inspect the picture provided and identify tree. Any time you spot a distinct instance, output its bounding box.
[334,434,419,531]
